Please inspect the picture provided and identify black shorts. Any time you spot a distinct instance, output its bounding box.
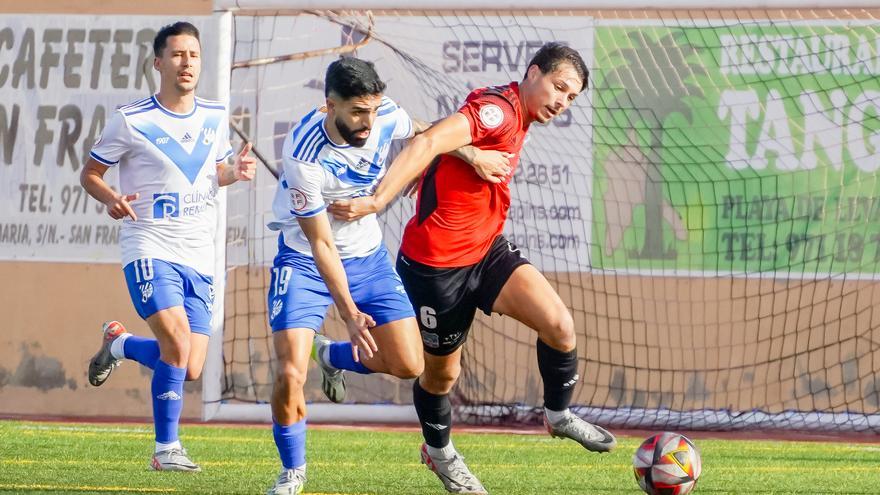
[396,235,530,356]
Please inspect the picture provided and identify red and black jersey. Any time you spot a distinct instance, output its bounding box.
[400,82,529,267]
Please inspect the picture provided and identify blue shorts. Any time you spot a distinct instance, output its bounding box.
[268,239,415,332]
[123,258,215,335]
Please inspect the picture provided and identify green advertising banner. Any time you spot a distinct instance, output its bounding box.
[592,23,880,274]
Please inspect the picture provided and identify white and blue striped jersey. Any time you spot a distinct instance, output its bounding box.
[90,95,233,276]
[268,96,413,258]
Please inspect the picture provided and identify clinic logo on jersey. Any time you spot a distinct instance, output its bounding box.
[152,192,180,219]
[181,132,194,144]
[291,188,308,211]
[201,127,216,146]
[479,104,504,128]
[140,282,154,303]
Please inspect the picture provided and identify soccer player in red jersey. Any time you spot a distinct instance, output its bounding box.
[330,43,616,494]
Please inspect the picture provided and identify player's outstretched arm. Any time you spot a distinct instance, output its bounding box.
[411,118,512,183]
[297,213,378,361]
[80,158,139,221]
[328,113,472,222]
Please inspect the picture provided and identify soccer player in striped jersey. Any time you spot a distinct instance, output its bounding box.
[264,57,511,495]
[81,21,255,472]
[330,43,616,494]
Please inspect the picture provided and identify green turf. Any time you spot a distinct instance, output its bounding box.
[0,420,876,494]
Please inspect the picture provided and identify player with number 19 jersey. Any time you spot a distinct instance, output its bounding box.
[267,96,416,332]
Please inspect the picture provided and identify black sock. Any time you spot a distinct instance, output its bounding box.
[413,379,452,448]
[536,338,578,411]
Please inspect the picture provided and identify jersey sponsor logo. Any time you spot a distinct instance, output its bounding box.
[140,282,154,303]
[152,193,180,219]
[479,104,504,128]
[291,188,308,211]
[181,132,194,143]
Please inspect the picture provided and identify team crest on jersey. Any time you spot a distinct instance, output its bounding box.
[479,104,504,128]
[271,299,284,320]
[205,284,215,312]
[290,188,308,211]
[201,127,216,145]
[140,282,154,303]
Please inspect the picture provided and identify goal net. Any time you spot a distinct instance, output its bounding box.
[207,3,880,432]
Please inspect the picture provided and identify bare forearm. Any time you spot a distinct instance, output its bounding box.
[373,133,435,208]
[217,163,238,187]
[81,170,118,204]
[448,145,480,164]
[310,240,358,319]
[413,117,477,164]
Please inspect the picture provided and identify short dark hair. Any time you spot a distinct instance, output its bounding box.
[526,42,589,92]
[154,21,201,57]
[325,57,387,99]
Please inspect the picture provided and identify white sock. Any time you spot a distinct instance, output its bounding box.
[320,345,332,365]
[109,333,131,360]
[155,440,182,453]
[426,442,457,460]
[544,407,572,425]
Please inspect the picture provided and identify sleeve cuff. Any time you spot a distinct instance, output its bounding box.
[291,204,327,218]
[90,151,119,165]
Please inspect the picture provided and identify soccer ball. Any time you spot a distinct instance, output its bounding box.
[633,432,702,495]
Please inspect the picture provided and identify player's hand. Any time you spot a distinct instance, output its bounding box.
[343,311,378,362]
[234,142,256,181]
[471,150,514,184]
[328,196,380,222]
[105,192,139,221]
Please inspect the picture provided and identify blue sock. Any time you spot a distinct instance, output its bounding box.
[152,360,186,444]
[273,419,306,469]
[328,341,374,374]
[124,336,160,370]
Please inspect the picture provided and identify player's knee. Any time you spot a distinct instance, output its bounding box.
[421,364,460,394]
[542,305,576,352]
[158,336,191,367]
[185,367,202,381]
[275,362,307,391]
[388,353,424,379]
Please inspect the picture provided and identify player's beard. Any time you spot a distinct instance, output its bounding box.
[336,118,370,147]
